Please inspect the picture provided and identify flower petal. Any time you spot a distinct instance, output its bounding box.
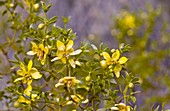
[56,51,64,59]
[17,96,31,104]
[57,40,65,51]
[70,49,82,55]
[113,64,122,78]
[112,50,120,61]
[55,83,64,88]
[27,51,36,55]
[24,85,32,96]
[75,61,81,66]
[39,44,44,50]
[66,40,74,51]
[118,57,128,64]
[69,59,76,68]
[51,57,60,62]
[17,69,24,76]
[61,58,66,64]
[20,62,26,71]
[14,77,24,82]
[27,60,33,71]
[30,68,42,79]
[103,52,111,60]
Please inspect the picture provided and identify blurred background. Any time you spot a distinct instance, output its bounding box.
[1,0,170,110]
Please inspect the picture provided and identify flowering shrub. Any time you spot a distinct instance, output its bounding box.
[0,1,169,111]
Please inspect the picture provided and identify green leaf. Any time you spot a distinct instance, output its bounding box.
[1,10,7,16]
[48,16,58,25]
[131,78,139,83]
[110,79,117,84]
[91,44,98,50]
[0,1,5,7]
[14,54,19,60]
[130,96,136,103]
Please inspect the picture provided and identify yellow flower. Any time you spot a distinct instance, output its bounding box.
[16,80,38,104]
[27,42,49,65]
[14,60,42,83]
[124,14,136,29]
[51,40,82,68]
[55,76,80,88]
[111,103,131,111]
[71,94,84,103]
[101,50,128,78]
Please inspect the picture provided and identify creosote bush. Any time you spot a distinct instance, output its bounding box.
[0,0,169,111]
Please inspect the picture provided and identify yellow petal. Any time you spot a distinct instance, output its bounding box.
[14,77,24,82]
[66,40,74,51]
[103,52,111,60]
[70,49,82,55]
[31,42,38,48]
[41,59,45,65]
[17,96,31,104]
[51,57,60,62]
[27,60,33,71]
[55,83,64,88]
[75,61,81,66]
[57,40,65,51]
[113,64,122,78]
[27,51,37,55]
[61,58,66,64]
[71,95,81,103]
[27,79,32,85]
[20,62,26,71]
[24,85,32,96]
[56,51,64,59]
[17,69,24,76]
[112,50,120,61]
[31,93,37,100]
[69,59,76,68]
[44,47,49,54]
[118,57,128,64]
[30,68,42,79]
[39,44,44,50]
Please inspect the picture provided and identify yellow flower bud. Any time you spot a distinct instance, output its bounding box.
[128,83,134,88]
[38,23,45,29]
[9,3,14,8]
[33,3,40,11]
[100,60,108,69]
[14,101,19,108]
[85,75,91,82]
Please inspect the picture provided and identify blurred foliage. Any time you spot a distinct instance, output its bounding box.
[111,4,170,110]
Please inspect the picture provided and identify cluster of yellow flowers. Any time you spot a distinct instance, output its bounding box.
[14,39,130,109]
[14,39,82,105]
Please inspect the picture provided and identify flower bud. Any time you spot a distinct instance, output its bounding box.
[100,60,108,69]
[14,101,19,108]
[128,83,134,88]
[33,3,40,11]
[9,3,14,8]
[38,23,45,29]
[85,75,91,82]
